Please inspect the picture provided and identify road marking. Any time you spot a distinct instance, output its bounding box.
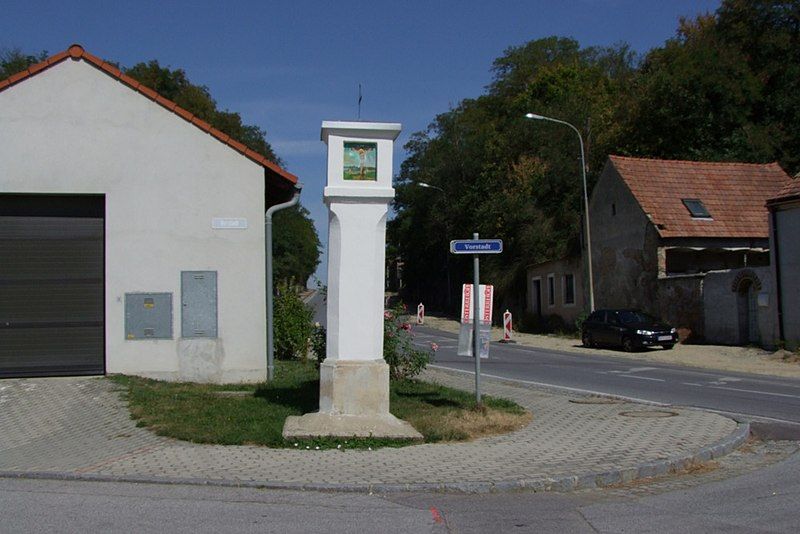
[620,375,665,382]
[709,385,800,400]
[682,382,704,387]
[607,366,658,374]
[709,377,743,385]
[429,365,668,406]
[698,408,800,426]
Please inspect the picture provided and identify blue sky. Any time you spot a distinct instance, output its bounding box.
[2,0,720,283]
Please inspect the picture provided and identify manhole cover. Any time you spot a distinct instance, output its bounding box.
[619,410,679,418]
[569,397,623,404]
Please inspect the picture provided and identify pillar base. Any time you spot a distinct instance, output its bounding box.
[282,359,422,440]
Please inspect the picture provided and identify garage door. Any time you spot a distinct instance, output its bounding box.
[0,195,104,377]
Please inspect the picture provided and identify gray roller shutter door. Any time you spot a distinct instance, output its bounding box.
[0,195,104,377]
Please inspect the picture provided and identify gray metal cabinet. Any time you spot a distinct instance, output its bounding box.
[181,271,217,338]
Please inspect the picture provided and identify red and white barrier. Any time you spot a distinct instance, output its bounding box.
[500,309,516,343]
[417,303,425,325]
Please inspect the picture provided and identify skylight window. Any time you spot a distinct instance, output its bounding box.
[682,198,712,219]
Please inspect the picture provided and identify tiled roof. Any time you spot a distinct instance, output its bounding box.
[608,155,792,238]
[767,177,800,205]
[0,44,298,188]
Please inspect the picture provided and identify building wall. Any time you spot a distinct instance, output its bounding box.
[657,275,704,342]
[589,164,660,313]
[0,59,268,382]
[526,256,585,326]
[703,267,775,347]
[772,202,800,349]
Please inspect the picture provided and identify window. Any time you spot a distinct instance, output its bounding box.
[563,274,575,305]
[682,198,712,219]
[547,274,555,306]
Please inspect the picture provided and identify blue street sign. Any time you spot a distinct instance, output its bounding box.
[450,239,503,254]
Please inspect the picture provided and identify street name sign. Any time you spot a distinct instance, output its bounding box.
[449,239,503,254]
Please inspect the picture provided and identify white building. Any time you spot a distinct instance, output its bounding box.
[0,45,298,382]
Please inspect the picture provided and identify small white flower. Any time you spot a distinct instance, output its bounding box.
[305,446,310,449]
[337,444,341,449]
[368,447,372,451]
[315,446,320,450]
[294,443,298,447]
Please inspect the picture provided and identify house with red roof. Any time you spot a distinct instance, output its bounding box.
[0,45,299,381]
[586,155,793,345]
[767,177,800,350]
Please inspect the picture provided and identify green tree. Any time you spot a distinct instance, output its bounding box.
[391,37,635,315]
[125,61,282,165]
[623,1,800,171]
[273,204,321,287]
[0,48,46,79]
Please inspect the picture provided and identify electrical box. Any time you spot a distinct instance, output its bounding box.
[125,293,173,340]
[181,271,218,338]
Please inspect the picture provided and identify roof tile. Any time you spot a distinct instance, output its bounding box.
[609,155,792,239]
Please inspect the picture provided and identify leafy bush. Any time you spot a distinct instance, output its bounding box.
[310,322,326,369]
[574,311,589,333]
[383,304,432,380]
[273,284,313,360]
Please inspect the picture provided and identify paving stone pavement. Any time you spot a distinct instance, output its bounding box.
[0,369,745,492]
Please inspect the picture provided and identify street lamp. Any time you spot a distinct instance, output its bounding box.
[418,182,444,193]
[415,181,452,310]
[524,112,595,312]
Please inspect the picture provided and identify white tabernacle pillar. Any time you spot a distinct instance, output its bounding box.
[282,121,422,440]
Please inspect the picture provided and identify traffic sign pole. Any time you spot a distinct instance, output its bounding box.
[451,234,502,406]
[472,232,481,405]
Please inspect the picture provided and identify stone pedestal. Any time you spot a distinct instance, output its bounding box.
[283,121,421,440]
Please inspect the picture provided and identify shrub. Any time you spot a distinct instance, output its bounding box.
[574,311,588,333]
[273,283,313,360]
[310,322,326,369]
[383,304,431,380]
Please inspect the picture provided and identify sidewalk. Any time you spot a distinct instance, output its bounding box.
[422,315,800,380]
[0,371,747,493]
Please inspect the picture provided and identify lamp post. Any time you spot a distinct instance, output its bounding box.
[418,182,444,193]
[417,182,452,311]
[524,113,595,312]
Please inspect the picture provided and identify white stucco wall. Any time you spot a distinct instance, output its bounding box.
[0,58,268,383]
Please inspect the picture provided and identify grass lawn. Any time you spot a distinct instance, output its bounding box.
[109,361,530,449]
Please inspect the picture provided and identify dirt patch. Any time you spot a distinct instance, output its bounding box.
[420,315,800,379]
[434,409,533,441]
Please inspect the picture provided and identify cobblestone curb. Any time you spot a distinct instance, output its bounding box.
[0,372,748,494]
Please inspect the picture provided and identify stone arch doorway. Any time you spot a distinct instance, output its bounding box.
[732,271,761,345]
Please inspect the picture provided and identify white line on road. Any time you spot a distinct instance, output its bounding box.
[620,375,665,382]
[429,365,668,406]
[682,382,704,387]
[709,385,800,400]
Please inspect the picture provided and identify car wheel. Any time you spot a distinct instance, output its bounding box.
[582,332,593,348]
[622,336,635,352]
[662,344,674,350]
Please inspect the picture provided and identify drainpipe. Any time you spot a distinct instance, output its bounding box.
[266,184,302,381]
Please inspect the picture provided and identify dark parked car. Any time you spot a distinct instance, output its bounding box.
[582,309,677,351]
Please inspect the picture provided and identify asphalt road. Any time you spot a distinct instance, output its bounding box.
[4,447,799,533]
[412,326,800,425]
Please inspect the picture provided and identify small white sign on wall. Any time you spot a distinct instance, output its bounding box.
[212,217,248,230]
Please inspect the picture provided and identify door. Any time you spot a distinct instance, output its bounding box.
[531,279,542,317]
[0,195,105,377]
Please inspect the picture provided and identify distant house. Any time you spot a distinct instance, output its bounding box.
[588,156,792,345]
[526,256,585,328]
[767,177,800,350]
